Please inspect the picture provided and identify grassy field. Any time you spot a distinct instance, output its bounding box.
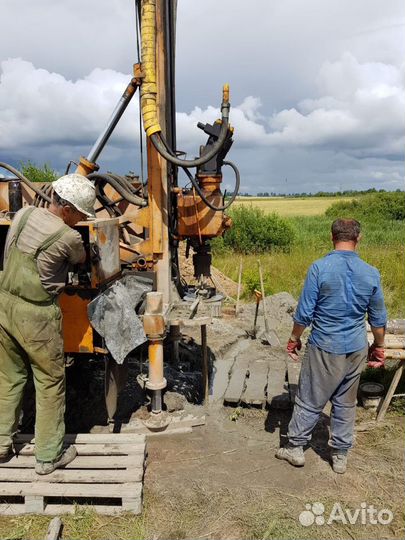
[234,196,352,217]
[214,200,405,318]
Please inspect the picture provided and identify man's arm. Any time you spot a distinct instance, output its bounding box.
[367,272,387,368]
[370,325,385,348]
[293,264,320,328]
[287,264,319,361]
[66,231,86,265]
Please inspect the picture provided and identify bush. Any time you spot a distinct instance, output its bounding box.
[20,160,58,183]
[325,192,405,222]
[220,205,294,254]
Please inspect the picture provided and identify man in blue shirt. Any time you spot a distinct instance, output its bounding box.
[276,219,387,474]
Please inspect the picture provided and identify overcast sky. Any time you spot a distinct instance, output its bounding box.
[0,0,404,193]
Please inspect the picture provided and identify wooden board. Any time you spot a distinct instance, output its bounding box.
[266,359,289,408]
[241,359,270,407]
[224,352,251,404]
[0,434,146,515]
[14,443,146,457]
[14,433,146,445]
[211,356,237,402]
[0,455,141,469]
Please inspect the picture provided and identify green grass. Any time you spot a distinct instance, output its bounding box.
[213,215,405,317]
[0,507,146,540]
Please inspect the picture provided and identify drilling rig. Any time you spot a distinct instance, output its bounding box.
[0,0,239,430]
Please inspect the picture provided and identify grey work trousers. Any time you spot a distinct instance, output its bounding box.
[287,343,367,450]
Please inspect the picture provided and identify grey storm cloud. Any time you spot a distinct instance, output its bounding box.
[0,0,404,193]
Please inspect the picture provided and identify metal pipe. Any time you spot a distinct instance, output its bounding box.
[144,292,167,414]
[8,180,22,213]
[86,78,139,164]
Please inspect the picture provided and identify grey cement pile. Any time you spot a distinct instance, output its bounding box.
[237,292,298,342]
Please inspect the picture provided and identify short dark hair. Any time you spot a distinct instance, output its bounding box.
[331,219,361,242]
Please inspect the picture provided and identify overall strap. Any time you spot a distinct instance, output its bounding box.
[34,225,70,259]
[14,207,36,246]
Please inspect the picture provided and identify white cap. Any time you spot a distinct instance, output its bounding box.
[52,174,96,218]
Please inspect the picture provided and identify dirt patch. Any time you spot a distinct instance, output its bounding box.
[4,292,404,539]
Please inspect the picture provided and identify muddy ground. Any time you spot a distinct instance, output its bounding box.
[0,293,404,540]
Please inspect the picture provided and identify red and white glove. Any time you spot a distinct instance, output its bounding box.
[368,343,385,368]
[286,337,302,362]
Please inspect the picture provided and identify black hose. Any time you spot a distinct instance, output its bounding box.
[107,173,143,196]
[156,132,239,211]
[150,114,230,169]
[181,161,240,212]
[87,173,147,207]
[0,162,52,204]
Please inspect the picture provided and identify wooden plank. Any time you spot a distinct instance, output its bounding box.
[122,496,142,513]
[45,516,63,540]
[0,468,143,483]
[0,455,144,469]
[241,359,269,406]
[386,350,405,360]
[376,360,405,422]
[25,495,44,513]
[224,353,251,404]
[0,503,139,516]
[0,481,142,498]
[211,356,237,402]
[14,433,146,445]
[14,443,146,457]
[266,360,289,408]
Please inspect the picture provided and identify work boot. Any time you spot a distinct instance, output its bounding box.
[35,445,77,475]
[275,443,305,467]
[331,449,348,474]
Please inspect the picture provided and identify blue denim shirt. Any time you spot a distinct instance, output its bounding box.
[294,250,387,354]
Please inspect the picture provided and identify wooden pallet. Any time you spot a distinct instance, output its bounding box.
[224,346,292,408]
[0,433,146,515]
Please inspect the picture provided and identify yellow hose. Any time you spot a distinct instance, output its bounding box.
[140,0,161,137]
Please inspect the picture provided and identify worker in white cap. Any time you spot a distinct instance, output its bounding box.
[0,174,96,474]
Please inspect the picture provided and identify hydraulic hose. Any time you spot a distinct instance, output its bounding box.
[0,162,52,204]
[140,0,231,168]
[107,173,144,196]
[87,173,147,207]
[182,160,240,212]
[150,114,229,169]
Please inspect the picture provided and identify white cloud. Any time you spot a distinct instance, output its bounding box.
[264,53,405,157]
[0,58,136,150]
[0,53,403,191]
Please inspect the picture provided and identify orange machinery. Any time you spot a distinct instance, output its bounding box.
[0,0,240,426]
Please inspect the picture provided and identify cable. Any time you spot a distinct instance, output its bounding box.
[150,115,229,169]
[180,161,240,212]
[87,173,147,207]
[155,134,240,212]
[0,162,52,204]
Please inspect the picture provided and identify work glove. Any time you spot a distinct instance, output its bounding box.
[367,343,385,368]
[286,338,302,362]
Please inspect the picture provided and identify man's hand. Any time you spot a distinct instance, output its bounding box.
[368,342,385,368]
[286,337,302,362]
